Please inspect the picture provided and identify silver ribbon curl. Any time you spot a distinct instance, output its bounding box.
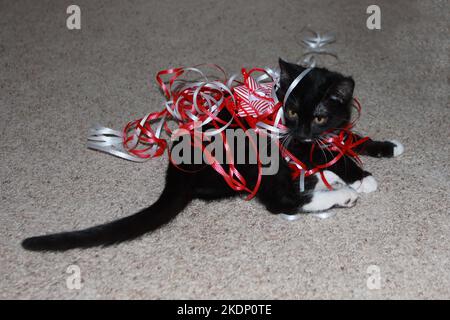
[299,29,338,67]
[279,210,336,221]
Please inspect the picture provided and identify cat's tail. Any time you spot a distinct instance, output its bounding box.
[21,172,192,251]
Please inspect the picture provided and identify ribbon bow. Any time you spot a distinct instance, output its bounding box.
[234,69,276,118]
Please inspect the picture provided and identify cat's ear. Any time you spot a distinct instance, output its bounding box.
[279,58,292,79]
[327,78,355,103]
[278,58,305,88]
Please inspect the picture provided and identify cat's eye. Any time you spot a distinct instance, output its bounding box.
[286,109,297,119]
[313,116,328,125]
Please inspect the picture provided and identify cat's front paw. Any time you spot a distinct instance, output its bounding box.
[389,140,404,157]
[335,187,359,208]
[314,170,346,191]
[350,175,378,193]
[302,187,358,212]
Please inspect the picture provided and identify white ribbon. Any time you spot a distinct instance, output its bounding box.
[279,210,336,221]
[87,124,149,162]
[283,67,313,107]
[299,29,338,67]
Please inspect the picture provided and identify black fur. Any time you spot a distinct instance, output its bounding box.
[22,59,397,251]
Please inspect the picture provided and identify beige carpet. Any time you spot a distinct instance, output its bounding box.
[1,0,449,299]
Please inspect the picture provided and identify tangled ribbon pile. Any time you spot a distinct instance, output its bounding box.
[88,64,368,200]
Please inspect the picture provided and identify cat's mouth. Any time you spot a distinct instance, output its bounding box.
[293,135,314,142]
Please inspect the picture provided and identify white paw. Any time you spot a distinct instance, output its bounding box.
[314,170,346,191]
[303,187,358,212]
[389,140,404,157]
[335,187,359,208]
[350,175,378,193]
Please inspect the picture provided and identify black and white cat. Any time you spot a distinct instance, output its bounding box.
[22,59,403,251]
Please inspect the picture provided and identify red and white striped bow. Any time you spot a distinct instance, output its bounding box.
[234,71,276,118]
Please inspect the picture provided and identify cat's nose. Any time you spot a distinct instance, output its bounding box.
[297,126,312,140]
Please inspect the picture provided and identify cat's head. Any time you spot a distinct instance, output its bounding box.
[277,59,355,142]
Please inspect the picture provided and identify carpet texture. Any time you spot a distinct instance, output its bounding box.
[1,0,449,299]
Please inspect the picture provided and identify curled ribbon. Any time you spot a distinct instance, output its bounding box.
[89,65,277,200]
[299,29,338,67]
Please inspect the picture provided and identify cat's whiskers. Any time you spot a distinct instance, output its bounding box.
[318,136,351,176]
[318,137,337,163]
[281,134,293,150]
[314,138,329,163]
[315,138,333,163]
